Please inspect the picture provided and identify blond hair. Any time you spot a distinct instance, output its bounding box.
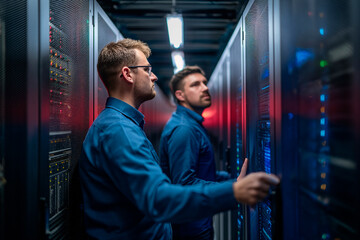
[97,38,151,90]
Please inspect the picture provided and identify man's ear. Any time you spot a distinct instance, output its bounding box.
[175,90,185,102]
[121,67,134,84]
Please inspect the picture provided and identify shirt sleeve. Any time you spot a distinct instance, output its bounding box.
[216,170,232,182]
[167,125,214,185]
[100,122,237,223]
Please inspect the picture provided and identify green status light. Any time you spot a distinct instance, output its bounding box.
[320,60,328,67]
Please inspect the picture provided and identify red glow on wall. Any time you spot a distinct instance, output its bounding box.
[202,108,216,119]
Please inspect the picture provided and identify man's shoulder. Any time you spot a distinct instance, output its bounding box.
[93,108,139,133]
[163,121,200,141]
[164,115,192,131]
[167,111,196,128]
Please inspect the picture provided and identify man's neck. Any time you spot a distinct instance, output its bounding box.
[180,103,204,116]
[109,93,139,109]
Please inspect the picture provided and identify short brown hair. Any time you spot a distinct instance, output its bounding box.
[97,38,151,90]
[169,66,206,103]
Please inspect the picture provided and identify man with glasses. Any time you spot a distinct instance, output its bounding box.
[79,38,280,240]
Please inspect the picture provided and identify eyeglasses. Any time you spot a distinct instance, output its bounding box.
[128,65,152,75]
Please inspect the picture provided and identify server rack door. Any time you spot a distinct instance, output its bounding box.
[1,1,48,239]
[48,0,91,238]
[205,63,230,240]
[279,0,360,239]
[211,65,225,240]
[229,28,246,240]
[223,55,232,240]
[243,0,275,239]
[93,1,123,120]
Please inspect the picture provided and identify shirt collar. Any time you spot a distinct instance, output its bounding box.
[176,105,204,124]
[106,97,145,128]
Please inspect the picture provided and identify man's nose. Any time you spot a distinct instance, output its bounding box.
[202,83,209,91]
[151,72,158,82]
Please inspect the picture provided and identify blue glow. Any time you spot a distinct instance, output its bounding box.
[288,113,294,120]
[262,85,270,90]
[295,48,314,68]
[262,228,272,240]
[264,144,271,173]
[320,130,326,137]
[320,28,325,35]
[320,94,326,102]
[262,68,269,80]
[320,118,325,125]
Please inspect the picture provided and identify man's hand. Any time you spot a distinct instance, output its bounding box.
[237,158,249,181]
[233,172,280,206]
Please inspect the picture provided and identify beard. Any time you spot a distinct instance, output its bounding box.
[136,87,156,104]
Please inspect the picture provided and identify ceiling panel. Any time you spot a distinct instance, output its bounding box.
[97,0,248,96]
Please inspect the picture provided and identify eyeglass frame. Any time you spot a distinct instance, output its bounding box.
[120,65,152,77]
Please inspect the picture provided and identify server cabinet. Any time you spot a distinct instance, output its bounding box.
[228,28,246,240]
[49,1,91,238]
[278,0,360,239]
[1,0,93,239]
[243,0,277,239]
[93,1,123,120]
[204,56,231,240]
[1,1,50,239]
[208,0,360,239]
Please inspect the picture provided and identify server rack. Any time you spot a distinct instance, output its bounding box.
[242,0,279,239]
[204,54,228,240]
[48,1,92,238]
[229,27,245,240]
[0,0,123,239]
[1,1,50,239]
[278,0,360,239]
[208,0,360,239]
[205,21,246,240]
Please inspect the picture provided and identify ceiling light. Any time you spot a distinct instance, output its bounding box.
[171,51,185,73]
[166,14,184,49]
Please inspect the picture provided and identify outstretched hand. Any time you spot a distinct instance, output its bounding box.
[233,171,280,206]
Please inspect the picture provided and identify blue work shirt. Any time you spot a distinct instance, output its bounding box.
[79,97,237,240]
[160,105,231,239]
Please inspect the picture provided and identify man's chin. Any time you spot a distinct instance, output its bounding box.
[148,91,156,100]
[203,100,211,108]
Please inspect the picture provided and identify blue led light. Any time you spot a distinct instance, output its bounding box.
[320,94,326,102]
[320,118,325,125]
[262,228,272,240]
[262,85,269,90]
[262,68,269,80]
[320,130,326,137]
[295,48,314,68]
[264,145,271,173]
[320,28,325,35]
[288,113,294,120]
